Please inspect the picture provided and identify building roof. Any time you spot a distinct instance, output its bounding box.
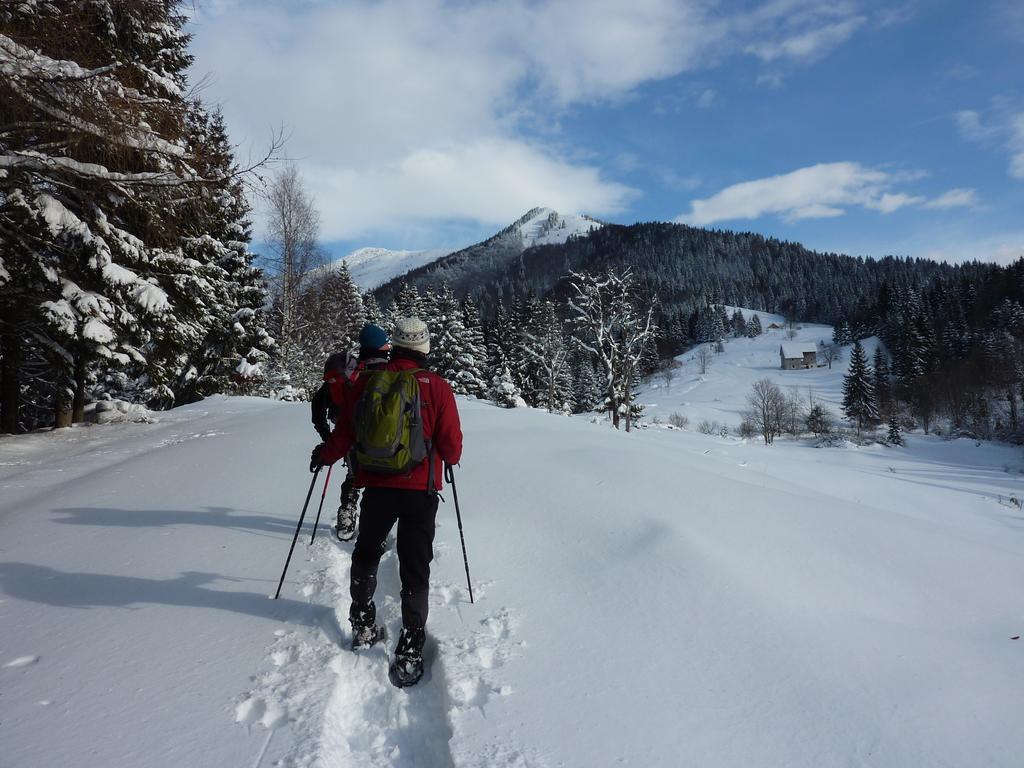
[780,343,818,358]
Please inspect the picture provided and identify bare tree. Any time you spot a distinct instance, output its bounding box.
[567,268,657,432]
[262,163,324,386]
[696,346,712,375]
[658,360,680,392]
[818,340,839,369]
[745,377,786,444]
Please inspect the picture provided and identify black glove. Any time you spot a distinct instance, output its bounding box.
[310,443,325,473]
[316,426,332,442]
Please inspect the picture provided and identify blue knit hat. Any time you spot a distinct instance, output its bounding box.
[359,323,391,350]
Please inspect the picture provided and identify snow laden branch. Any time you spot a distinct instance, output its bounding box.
[567,268,658,431]
[0,152,197,187]
[1,32,188,160]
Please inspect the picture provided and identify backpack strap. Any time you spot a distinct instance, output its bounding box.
[408,369,436,495]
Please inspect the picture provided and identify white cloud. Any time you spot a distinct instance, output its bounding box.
[696,88,716,108]
[190,0,718,239]
[865,192,925,213]
[955,110,995,142]
[189,0,876,240]
[745,17,866,62]
[924,188,979,209]
[306,138,637,236]
[736,0,867,69]
[955,105,1024,180]
[877,3,917,28]
[675,162,929,226]
[1010,114,1024,179]
[922,232,1024,266]
[677,165,977,225]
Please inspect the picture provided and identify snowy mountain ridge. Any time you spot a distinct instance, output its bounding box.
[507,206,603,249]
[333,246,452,292]
[325,207,601,293]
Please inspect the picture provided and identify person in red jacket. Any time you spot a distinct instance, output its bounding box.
[311,316,463,687]
[309,324,391,540]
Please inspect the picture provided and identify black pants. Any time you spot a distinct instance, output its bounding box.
[339,465,359,511]
[350,487,438,629]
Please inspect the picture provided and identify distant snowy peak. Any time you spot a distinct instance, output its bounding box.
[332,246,451,292]
[511,207,603,249]
[330,208,601,293]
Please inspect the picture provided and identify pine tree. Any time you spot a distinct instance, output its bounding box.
[522,298,572,412]
[362,292,384,327]
[872,346,891,413]
[392,282,422,320]
[569,351,602,414]
[174,105,273,402]
[489,365,521,408]
[456,297,488,397]
[747,314,763,338]
[0,1,219,425]
[317,262,364,355]
[731,309,746,338]
[428,285,464,386]
[842,340,878,433]
[833,321,852,346]
[886,413,904,446]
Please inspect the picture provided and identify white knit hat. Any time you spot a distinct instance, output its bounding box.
[393,316,430,354]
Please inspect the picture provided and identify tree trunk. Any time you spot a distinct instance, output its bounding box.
[1008,387,1018,433]
[72,354,87,423]
[54,363,72,429]
[54,390,72,428]
[0,331,21,434]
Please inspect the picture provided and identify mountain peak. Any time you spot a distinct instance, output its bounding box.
[510,207,603,249]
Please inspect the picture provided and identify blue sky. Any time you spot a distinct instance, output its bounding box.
[189,0,1024,264]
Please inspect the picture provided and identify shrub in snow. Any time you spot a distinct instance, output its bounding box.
[273,386,303,402]
[668,412,689,429]
[805,404,834,438]
[738,419,757,439]
[698,419,724,435]
[85,400,155,425]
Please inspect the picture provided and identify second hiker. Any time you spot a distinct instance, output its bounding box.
[311,316,463,687]
[310,323,392,540]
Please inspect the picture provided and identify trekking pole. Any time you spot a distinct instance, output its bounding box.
[274,466,321,600]
[309,464,333,545]
[444,463,474,604]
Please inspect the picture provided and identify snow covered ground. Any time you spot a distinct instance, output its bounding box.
[639,308,877,432]
[3,380,1024,766]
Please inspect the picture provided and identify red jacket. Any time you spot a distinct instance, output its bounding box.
[320,356,463,491]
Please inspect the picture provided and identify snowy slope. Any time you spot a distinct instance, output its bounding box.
[3,395,1024,767]
[640,308,878,430]
[512,206,602,248]
[332,246,452,292]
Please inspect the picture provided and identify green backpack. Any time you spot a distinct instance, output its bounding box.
[352,369,428,474]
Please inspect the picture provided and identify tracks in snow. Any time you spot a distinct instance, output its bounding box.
[235,522,531,768]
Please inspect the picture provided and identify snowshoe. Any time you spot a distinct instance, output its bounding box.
[349,601,385,651]
[335,503,358,542]
[351,623,386,651]
[388,627,425,688]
